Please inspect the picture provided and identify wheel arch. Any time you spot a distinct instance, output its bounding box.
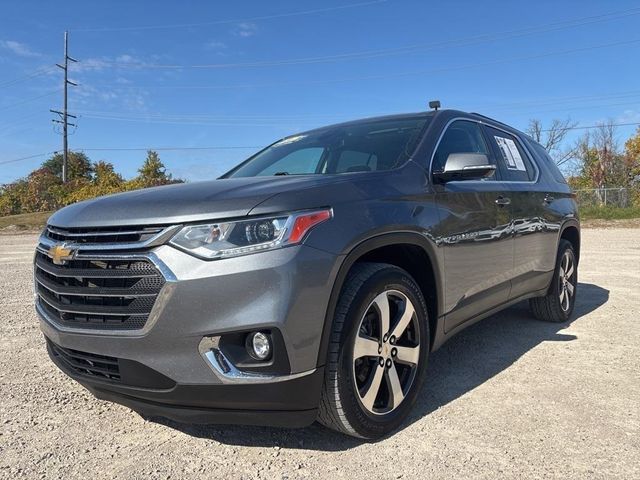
[559,220,580,264]
[316,232,442,368]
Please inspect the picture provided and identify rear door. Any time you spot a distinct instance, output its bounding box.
[482,125,556,299]
[432,119,514,333]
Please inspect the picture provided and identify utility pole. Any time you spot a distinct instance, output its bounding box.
[50,31,77,183]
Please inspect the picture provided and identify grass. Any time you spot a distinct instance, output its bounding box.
[0,211,51,231]
[579,205,640,220]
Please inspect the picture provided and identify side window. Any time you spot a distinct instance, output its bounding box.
[433,120,493,178]
[335,150,378,173]
[530,141,567,184]
[483,126,536,181]
[258,147,325,176]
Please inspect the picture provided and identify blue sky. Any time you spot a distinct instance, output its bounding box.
[1,0,639,183]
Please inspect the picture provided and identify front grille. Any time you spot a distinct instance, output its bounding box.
[35,251,165,331]
[45,225,165,245]
[48,339,121,382]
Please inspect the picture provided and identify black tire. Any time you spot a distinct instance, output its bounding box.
[529,239,578,322]
[318,262,429,439]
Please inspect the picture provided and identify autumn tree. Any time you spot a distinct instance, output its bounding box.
[41,152,94,181]
[576,122,627,189]
[0,180,28,216]
[623,127,640,205]
[135,150,173,187]
[66,160,126,203]
[20,167,64,213]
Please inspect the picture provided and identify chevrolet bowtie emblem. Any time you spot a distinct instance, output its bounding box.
[48,244,75,265]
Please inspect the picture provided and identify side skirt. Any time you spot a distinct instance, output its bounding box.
[431,287,548,352]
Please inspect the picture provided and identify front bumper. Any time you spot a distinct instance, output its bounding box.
[38,242,342,426]
[46,338,323,427]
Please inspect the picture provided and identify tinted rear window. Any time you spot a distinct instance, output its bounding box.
[529,141,567,184]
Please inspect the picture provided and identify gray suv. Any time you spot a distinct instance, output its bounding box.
[35,109,580,439]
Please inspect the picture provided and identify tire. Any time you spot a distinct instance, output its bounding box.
[318,262,429,439]
[529,239,578,322]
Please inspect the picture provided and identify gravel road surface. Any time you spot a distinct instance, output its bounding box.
[1,229,638,479]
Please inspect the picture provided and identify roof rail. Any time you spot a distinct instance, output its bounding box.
[469,112,512,128]
[470,112,529,137]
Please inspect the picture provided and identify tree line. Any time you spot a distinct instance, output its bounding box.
[0,150,182,216]
[1,122,639,217]
[528,120,639,206]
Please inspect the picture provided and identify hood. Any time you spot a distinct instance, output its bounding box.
[48,175,348,228]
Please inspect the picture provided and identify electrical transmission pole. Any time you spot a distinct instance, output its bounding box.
[50,31,77,183]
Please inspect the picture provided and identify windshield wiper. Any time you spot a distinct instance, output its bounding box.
[273,171,289,176]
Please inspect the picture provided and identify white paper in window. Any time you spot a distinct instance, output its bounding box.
[494,136,526,171]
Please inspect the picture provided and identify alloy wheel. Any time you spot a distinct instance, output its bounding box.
[352,289,420,415]
[558,250,576,312]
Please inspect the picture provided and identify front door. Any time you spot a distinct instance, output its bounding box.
[431,120,514,333]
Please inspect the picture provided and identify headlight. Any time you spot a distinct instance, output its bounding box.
[169,209,332,259]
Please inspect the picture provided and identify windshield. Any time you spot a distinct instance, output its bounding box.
[224,116,430,178]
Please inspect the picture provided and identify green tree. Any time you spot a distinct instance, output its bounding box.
[0,179,28,216]
[93,160,124,187]
[66,160,125,204]
[42,152,94,181]
[21,167,64,213]
[135,150,173,187]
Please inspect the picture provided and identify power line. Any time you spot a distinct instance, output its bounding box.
[77,114,310,128]
[476,90,640,111]
[82,37,640,94]
[0,91,58,112]
[90,7,640,70]
[72,90,640,122]
[0,66,56,89]
[540,122,640,132]
[0,152,56,166]
[0,112,44,131]
[75,146,263,152]
[3,122,639,168]
[72,0,388,32]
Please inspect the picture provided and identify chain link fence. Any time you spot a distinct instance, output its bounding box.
[574,188,629,208]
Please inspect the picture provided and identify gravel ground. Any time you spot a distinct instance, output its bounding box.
[1,229,638,479]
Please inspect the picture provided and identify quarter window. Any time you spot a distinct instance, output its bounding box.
[484,126,536,181]
[432,120,493,178]
[530,141,566,184]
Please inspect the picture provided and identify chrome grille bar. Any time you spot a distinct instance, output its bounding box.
[34,225,172,331]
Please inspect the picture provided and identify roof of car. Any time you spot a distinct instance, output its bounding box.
[292,109,529,138]
[292,111,436,137]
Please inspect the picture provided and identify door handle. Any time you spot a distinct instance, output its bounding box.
[495,196,511,206]
[543,194,555,204]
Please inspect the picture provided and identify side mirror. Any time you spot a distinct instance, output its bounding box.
[433,153,496,183]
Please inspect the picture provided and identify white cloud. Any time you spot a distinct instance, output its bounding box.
[69,54,147,73]
[234,22,258,38]
[0,40,41,57]
[115,54,137,63]
[205,40,227,50]
[617,109,640,123]
[69,57,110,73]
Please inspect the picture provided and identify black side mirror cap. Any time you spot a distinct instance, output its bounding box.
[433,153,496,183]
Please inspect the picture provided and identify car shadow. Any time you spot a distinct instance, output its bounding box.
[149,282,608,451]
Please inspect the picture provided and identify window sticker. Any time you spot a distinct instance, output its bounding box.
[494,136,526,171]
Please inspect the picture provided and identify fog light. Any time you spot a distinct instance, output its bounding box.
[247,332,271,360]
